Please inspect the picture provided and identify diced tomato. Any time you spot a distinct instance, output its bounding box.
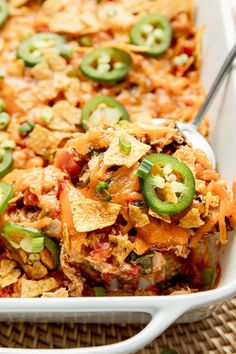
[54,150,81,176]
[96,226,113,234]
[145,284,161,294]
[90,242,112,259]
[23,189,38,207]
[183,45,194,56]
[49,208,61,219]
[122,264,140,277]
[0,289,9,297]
[102,273,113,282]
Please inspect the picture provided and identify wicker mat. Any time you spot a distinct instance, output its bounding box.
[0,298,235,354]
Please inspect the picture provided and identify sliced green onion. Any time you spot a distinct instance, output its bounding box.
[18,121,35,136]
[119,135,131,155]
[136,159,153,179]
[134,254,153,274]
[40,107,54,124]
[96,181,112,201]
[59,44,73,58]
[0,112,10,130]
[0,181,13,213]
[93,287,105,297]
[201,267,215,286]
[161,348,178,354]
[1,140,16,149]
[79,35,94,47]
[0,99,5,112]
[20,237,44,253]
[172,53,189,67]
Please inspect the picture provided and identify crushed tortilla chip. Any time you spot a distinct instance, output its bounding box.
[27,124,65,156]
[103,133,150,168]
[0,259,17,276]
[174,145,196,171]
[41,287,69,298]
[0,269,21,288]
[128,204,149,227]
[149,208,171,224]
[109,234,133,264]
[20,277,58,298]
[68,187,121,232]
[203,192,220,217]
[13,167,43,198]
[0,260,21,288]
[195,179,206,194]
[179,208,205,228]
[49,100,81,131]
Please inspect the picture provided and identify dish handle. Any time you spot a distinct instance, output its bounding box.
[0,305,185,354]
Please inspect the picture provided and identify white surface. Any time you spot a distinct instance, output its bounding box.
[1,1,236,353]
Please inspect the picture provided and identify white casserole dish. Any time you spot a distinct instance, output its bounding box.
[1,0,236,353]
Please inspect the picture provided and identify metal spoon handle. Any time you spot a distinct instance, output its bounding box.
[192,43,236,127]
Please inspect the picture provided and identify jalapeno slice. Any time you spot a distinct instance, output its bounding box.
[130,14,172,57]
[0,149,13,178]
[2,223,60,269]
[18,33,73,67]
[0,0,9,28]
[80,47,132,83]
[137,154,195,214]
[0,182,13,213]
[81,95,129,131]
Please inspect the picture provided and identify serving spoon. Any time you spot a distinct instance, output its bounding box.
[152,43,236,168]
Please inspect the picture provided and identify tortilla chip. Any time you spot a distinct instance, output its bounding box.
[152,0,193,19]
[27,124,64,156]
[203,192,220,217]
[0,269,21,288]
[125,0,193,20]
[195,179,206,194]
[20,277,58,298]
[128,204,149,228]
[48,101,81,132]
[174,145,196,172]
[179,208,205,228]
[68,187,121,232]
[103,133,150,168]
[43,165,65,192]
[0,259,17,276]
[41,287,69,298]
[13,167,43,198]
[149,209,171,224]
[109,235,133,264]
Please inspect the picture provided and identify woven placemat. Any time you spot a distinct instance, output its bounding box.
[0,298,235,354]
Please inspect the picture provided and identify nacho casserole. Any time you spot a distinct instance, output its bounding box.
[0,0,234,298]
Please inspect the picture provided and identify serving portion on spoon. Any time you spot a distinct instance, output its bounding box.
[153,43,236,168]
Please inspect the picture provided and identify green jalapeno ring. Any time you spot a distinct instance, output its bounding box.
[0,149,13,178]
[139,154,195,215]
[0,0,9,28]
[0,182,13,213]
[2,223,60,269]
[130,14,172,57]
[81,95,129,131]
[18,33,72,67]
[80,47,132,83]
